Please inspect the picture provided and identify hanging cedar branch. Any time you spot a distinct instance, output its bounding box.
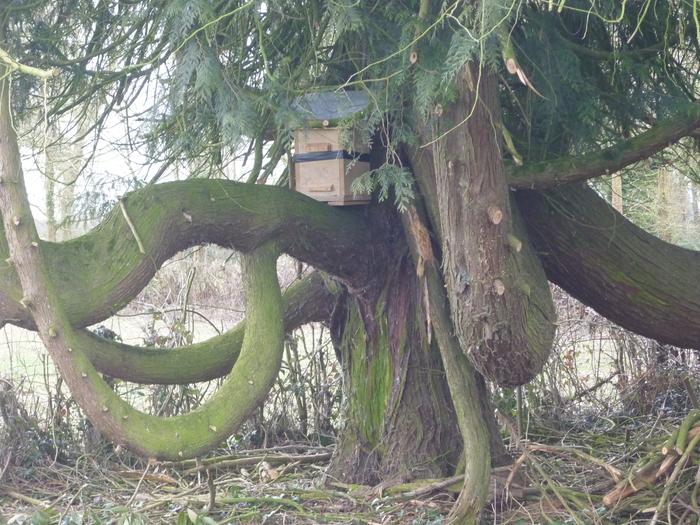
[507,101,700,190]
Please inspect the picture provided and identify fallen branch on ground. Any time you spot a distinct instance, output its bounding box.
[182,452,332,475]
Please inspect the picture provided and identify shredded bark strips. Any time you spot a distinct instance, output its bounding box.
[0,74,286,460]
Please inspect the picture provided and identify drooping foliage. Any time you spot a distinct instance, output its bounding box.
[1,4,699,523]
[3,1,698,199]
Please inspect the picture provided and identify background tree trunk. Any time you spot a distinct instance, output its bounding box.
[44,145,57,242]
[612,174,623,213]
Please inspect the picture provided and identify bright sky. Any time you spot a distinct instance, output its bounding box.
[18,99,249,234]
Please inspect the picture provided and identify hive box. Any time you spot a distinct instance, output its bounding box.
[293,127,371,206]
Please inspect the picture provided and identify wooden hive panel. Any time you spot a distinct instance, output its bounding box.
[294,127,371,206]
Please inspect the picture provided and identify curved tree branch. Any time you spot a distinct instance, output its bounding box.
[81,271,334,384]
[0,179,374,329]
[1,73,288,460]
[412,141,700,351]
[517,184,700,349]
[508,101,700,190]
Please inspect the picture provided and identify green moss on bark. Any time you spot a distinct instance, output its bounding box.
[0,180,373,329]
[329,257,462,485]
[58,244,284,460]
[78,271,333,385]
[343,304,392,448]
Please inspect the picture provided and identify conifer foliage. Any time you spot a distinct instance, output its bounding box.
[1,1,699,522]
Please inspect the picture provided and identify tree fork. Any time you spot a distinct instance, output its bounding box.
[0,75,286,460]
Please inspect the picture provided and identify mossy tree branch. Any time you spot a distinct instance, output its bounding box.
[517,184,700,349]
[0,179,375,329]
[81,271,334,384]
[0,46,59,78]
[507,101,700,190]
[0,71,289,460]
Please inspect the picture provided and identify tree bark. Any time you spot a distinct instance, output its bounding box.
[517,183,700,349]
[328,254,463,484]
[44,143,57,242]
[415,65,556,387]
[402,204,491,524]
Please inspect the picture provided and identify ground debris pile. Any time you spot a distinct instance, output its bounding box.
[484,410,700,525]
[3,411,700,524]
[0,443,453,524]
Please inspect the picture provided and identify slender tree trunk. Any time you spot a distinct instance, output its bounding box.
[400,202,491,524]
[612,174,623,213]
[45,147,57,242]
[57,122,84,240]
[657,168,672,241]
[58,165,76,240]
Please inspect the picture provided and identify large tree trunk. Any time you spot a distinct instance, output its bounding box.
[401,64,557,522]
[328,64,557,523]
[328,254,463,484]
[327,207,510,525]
